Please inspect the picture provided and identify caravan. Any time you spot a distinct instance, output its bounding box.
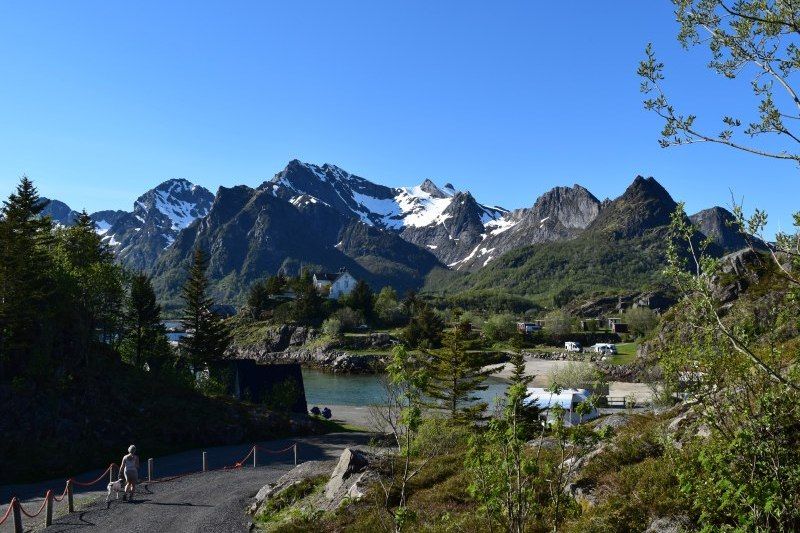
[564,341,582,353]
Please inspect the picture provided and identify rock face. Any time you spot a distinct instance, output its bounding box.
[690,206,751,252]
[588,175,677,238]
[41,198,80,226]
[452,184,602,270]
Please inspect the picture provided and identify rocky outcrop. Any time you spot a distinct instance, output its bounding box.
[690,206,752,253]
[250,447,380,518]
[711,248,764,308]
[227,325,392,373]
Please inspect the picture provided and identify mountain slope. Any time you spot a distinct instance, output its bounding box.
[41,198,80,226]
[150,184,442,310]
[450,184,602,270]
[423,176,686,306]
[100,179,214,270]
[690,206,752,252]
[266,160,506,265]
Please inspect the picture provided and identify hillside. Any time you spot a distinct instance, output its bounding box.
[424,176,703,307]
[0,353,295,484]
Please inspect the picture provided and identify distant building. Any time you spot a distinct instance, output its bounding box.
[517,322,542,334]
[523,387,599,426]
[313,268,358,299]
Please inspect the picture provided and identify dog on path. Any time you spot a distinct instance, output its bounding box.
[106,477,126,502]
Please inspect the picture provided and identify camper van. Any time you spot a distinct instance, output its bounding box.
[564,341,582,353]
[592,343,617,355]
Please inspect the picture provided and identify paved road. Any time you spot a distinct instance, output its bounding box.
[0,432,373,533]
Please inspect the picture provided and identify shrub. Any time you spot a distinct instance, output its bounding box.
[481,313,517,342]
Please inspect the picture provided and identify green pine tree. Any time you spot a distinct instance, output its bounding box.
[0,177,55,377]
[179,249,231,368]
[123,273,168,369]
[425,321,495,421]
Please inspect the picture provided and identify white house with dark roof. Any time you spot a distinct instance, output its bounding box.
[313,268,357,299]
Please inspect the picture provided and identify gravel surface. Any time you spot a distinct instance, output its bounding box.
[1,432,373,533]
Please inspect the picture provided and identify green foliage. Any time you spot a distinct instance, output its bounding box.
[179,248,232,367]
[402,303,445,349]
[343,280,374,323]
[545,309,573,335]
[255,476,327,526]
[121,273,172,371]
[375,286,408,326]
[481,313,517,342]
[321,317,343,337]
[548,362,604,392]
[425,323,495,421]
[424,228,670,309]
[623,306,659,338]
[331,306,363,332]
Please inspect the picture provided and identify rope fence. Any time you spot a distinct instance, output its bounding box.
[0,442,298,532]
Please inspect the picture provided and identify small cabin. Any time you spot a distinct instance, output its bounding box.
[523,387,599,426]
[517,322,542,334]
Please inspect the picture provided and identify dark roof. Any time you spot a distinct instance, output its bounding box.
[314,272,338,282]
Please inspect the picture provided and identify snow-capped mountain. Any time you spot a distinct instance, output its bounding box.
[265,160,507,264]
[99,179,214,270]
[451,184,602,270]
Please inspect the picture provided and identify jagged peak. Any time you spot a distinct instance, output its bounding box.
[622,175,673,204]
[419,178,449,198]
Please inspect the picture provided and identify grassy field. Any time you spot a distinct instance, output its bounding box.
[609,342,638,365]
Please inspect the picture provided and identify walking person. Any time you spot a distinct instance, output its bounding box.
[120,445,140,502]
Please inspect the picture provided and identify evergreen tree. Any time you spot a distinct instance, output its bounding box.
[402,303,445,348]
[123,273,167,369]
[0,177,55,377]
[55,210,125,365]
[291,271,324,324]
[344,280,374,322]
[179,249,231,368]
[425,321,494,421]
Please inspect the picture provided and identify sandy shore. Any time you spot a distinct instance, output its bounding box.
[324,404,377,431]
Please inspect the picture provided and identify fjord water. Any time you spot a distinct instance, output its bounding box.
[302,368,510,407]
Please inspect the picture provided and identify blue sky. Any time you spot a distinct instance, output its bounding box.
[0,1,796,236]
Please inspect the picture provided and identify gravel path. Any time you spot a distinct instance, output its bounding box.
[1,432,373,533]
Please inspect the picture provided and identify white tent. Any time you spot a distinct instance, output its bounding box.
[523,387,599,426]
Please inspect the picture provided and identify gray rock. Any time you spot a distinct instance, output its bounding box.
[645,515,691,533]
[324,448,370,501]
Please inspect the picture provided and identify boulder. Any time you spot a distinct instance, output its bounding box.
[324,448,370,500]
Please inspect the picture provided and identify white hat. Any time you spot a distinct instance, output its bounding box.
[128,445,136,453]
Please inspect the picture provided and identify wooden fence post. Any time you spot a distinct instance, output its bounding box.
[202,451,207,472]
[67,480,74,513]
[109,463,115,485]
[148,458,153,482]
[11,497,22,533]
[253,446,257,468]
[45,490,54,526]
[293,444,298,466]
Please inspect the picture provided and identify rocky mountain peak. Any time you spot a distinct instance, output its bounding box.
[690,206,753,252]
[419,179,450,198]
[588,175,677,237]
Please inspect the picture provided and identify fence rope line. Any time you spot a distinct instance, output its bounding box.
[72,464,114,487]
[17,492,49,518]
[1,442,297,528]
[0,498,14,525]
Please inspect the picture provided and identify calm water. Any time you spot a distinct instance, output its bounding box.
[302,368,511,407]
